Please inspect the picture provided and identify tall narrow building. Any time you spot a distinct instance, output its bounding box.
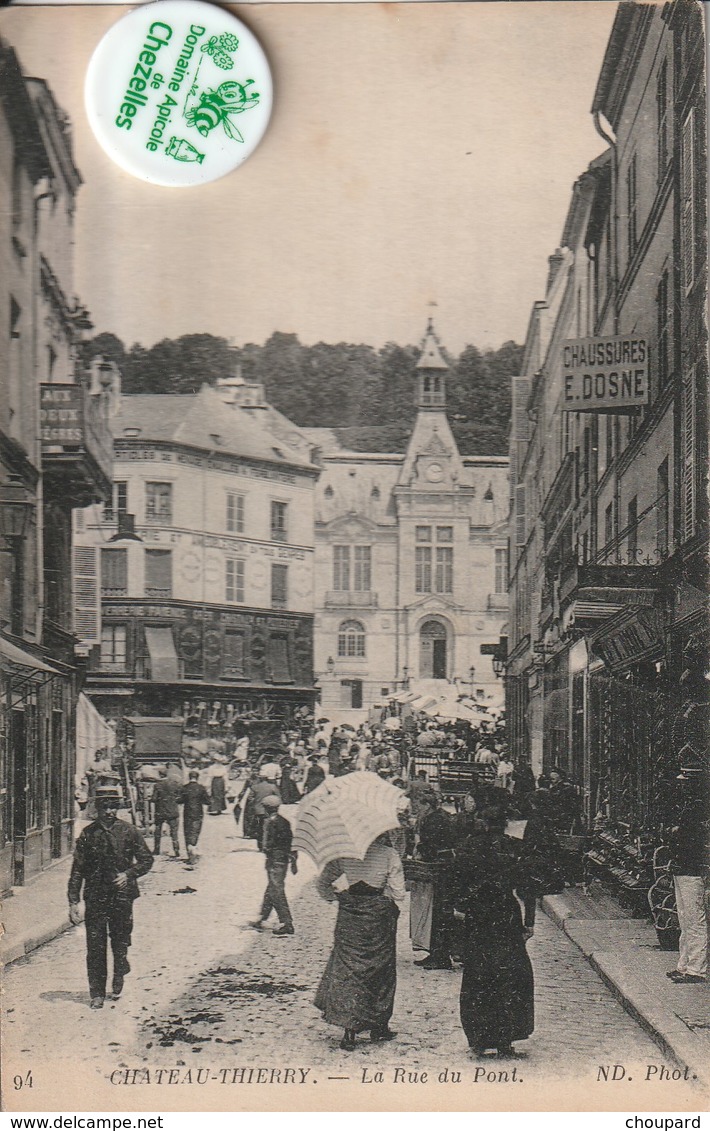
[311,320,508,714]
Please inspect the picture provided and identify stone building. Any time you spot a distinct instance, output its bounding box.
[0,43,112,892]
[507,2,707,881]
[75,379,319,731]
[310,322,508,713]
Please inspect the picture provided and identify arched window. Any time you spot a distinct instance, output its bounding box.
[338,619,366,658]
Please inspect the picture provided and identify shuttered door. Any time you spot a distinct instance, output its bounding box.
[681,367,696,542]
[73,546,99,643]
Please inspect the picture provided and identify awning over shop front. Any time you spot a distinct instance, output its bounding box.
[144,627,179,682]
[76,693,115,782]
[0,634,60,675]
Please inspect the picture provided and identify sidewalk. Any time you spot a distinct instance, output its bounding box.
[542,884,710,1089]
[3,852,709,1087]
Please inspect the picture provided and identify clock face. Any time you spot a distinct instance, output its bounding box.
[426,462,444,483]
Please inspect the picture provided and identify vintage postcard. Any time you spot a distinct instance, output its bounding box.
[1,0,708,1116]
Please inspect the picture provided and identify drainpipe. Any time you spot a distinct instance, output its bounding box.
[32,184,55,644]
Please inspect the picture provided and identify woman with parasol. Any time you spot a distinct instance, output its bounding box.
[293,773,406,1051]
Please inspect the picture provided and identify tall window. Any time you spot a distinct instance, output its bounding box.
[224,630,245,677]
[104,481,127,522]
[656,269,670,388]
[627,496,638,563]
[656,459,669,559]
[353,546,371,591]
[415,527,453,593]
[101,548,127,596]
[338,620,366,658]
[145,482,172,523]
[656,61,668,176]
[271,563,288,609]
[495,548,508,593]
[626,154,638,258]
[145,549,172,597]
[226,558,245,603]
[226,492,245,534]
[271,500,288,541]
[604,501,614,552]
[100,624,127,670]
[681,110,696,292]
[681,368,697,542]
[333,545,350,591]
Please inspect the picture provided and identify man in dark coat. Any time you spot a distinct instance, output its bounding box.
[68,787,153,1009]
[303,754,326,794]
[152,767,182,856]
[666,776,709,984]
[412,791,456,970]
[180,770,211,864]
[249,796,297,935]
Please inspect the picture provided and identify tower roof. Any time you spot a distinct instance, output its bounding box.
[416,317,448,371]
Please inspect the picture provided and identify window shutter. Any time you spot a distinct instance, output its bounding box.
[512,377,531,443]
[681,111,695,292]
[515,484,527,547]
[681,367,697,541]
[73,546,99,643]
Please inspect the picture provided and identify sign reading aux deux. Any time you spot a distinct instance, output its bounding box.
[562,336,649,412]
[40,384,83,446]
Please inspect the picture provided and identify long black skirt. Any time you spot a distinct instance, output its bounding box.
[315,885,399,1033]
[460,930,534,1050]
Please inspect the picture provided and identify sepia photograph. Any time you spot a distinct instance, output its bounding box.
[0,0,708,1115]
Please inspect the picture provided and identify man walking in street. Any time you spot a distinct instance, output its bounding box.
[180,770,211,865]
[152,766,182,857]
[249,795,297,936]
[68,786,153,1009]
[666,771,709,985]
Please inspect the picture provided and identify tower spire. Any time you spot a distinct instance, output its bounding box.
[416,314,448,409]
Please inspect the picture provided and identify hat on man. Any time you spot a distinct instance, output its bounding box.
[96,785,122,806]
[262,795,281,810]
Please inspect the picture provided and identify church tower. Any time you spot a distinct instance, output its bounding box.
[416,317,447,409]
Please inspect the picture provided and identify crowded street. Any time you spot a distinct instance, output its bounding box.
[3,811,696,1111]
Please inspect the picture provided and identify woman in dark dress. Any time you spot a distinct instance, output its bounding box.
[314,834,406,1051]
[454,807,535,1057]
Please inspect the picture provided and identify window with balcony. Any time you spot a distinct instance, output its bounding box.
[145,482,172,524]
[226,558,245,603]
[626,154,638,259]
[333,545,350,591]
[104,481,127,523]
[656,459,669,559]
[416,527,452,593]
[226,492,245,534]
[101,548,127,596]
[627,496,638,563]
[100,624,127,670]
[338,619,366,658]
[271,563,288,609]
[271,500,288,542]
[656,269,670,388]
[145,549,172,597]
[495,548,508,594]
[353,546,371,591]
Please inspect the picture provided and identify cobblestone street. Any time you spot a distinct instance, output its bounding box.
[3,816,703,1111]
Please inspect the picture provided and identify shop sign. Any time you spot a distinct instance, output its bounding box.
[561,336,649,412]
[40,384,83,447]
[595,608,664,669]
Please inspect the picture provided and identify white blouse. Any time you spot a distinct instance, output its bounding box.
[316,841,406,905]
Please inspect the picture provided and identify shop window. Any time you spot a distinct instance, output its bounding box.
[270,634,291,682]
[224,630,245,678]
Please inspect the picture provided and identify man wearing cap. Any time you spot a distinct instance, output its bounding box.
[180,770,211,865]
[249,796,297,936]
[68,787,153,1009]
[152,766,182,857]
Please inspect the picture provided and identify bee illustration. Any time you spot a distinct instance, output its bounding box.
[184,80,259,142]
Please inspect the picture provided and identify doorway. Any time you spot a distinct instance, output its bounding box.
[419,620,448,679]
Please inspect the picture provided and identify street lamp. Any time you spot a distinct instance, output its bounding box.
[402,665,409,689]
[492,654,506,679]
[469,665,476,693]
[0,478,34,635]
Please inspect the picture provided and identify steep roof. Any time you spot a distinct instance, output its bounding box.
[112,385,318,472]
[416,318,448,370]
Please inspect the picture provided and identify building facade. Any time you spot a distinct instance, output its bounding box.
[76,380,319,733]
[0,43,112,893]
[507,1,707,883]
[311,322,509,712]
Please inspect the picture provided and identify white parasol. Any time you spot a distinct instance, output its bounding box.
[292,771,403,869]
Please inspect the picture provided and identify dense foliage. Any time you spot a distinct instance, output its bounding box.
[82,331,522,456]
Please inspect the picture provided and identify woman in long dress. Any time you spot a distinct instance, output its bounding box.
[454,806,535,1057]
[315,833,406,1051]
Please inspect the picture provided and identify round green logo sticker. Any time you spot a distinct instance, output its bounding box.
[85,0,273,187]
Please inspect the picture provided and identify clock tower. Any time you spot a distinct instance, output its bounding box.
[416,317,447,409]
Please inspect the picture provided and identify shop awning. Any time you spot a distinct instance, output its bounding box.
[0,635,60,675]
[76,693,115,781]
[144,627,179,682]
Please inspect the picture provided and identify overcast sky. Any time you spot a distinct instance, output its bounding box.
[3,3,617,356]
